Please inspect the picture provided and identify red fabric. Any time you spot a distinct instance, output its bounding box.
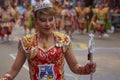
[0,27,5,37]
[78,23,84,31]
[30,47,64,80]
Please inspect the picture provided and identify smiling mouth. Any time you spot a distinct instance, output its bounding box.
[43,26,51,30]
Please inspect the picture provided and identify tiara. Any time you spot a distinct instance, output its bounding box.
[34,0,53,12]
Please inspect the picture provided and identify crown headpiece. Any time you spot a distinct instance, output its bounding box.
[34,0,53,12]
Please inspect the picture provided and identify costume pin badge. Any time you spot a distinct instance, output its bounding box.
[55,40,63,47]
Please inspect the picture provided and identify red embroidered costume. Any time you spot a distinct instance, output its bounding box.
[20,31,71,80]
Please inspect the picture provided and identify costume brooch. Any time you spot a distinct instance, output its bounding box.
[34,0,53,12]
[55,40,63,47]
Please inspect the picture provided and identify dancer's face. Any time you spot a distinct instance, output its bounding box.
[35,14,55,34]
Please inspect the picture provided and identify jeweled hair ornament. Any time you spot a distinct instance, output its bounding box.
[34,0,53,12]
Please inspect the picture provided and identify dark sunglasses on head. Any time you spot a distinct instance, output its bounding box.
[38,17,54,22]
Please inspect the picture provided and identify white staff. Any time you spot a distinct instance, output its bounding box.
[88,33,95,80]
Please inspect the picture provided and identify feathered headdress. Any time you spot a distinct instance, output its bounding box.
[34,0,53,12]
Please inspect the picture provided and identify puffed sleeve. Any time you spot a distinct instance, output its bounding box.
[20,34,37,53]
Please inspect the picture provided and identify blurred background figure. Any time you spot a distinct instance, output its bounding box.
[22,1,34,34]
[89,3,111,38]
[0,5,14,41]
[62,0,76,38]
[75,3,90,34]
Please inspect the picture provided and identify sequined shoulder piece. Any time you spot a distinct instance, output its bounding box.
[75,7,80,13]
[103,7,109,13]
[21,34,37,53]
[85,7,90,13]
[53,31,71,45]
[92,8,98,13]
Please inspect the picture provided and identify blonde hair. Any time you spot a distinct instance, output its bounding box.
[34,8,56,18]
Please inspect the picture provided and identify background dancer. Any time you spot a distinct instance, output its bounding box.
[75,3,90,34]
[89,3,111,38]
[0,5,14,41]
[22,2,34,34]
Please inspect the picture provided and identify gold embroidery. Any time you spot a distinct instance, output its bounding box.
[22,34,38,59]
[53,31,70,45]
[22,34,37,51]
[53,31,71,52]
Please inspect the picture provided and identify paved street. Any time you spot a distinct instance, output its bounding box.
[0,26,120,80]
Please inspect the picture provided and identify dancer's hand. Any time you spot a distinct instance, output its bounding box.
[78,62,96,75]
[84,62,96,74]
